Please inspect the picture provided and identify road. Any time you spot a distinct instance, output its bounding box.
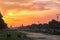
[23,31,60,40]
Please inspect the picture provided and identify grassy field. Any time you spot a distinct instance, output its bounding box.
[0,30,30,40]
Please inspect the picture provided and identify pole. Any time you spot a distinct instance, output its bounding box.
[57,15,58,21]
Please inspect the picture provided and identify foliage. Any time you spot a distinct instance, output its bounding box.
[0,12,7,30]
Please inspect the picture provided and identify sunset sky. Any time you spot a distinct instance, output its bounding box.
[0,0,60,27]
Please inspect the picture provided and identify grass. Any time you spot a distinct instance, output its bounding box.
[0,30,30,40]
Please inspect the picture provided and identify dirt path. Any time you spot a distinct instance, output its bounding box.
[23,31,60,40]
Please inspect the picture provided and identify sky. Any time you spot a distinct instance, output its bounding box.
[0,0,60,27]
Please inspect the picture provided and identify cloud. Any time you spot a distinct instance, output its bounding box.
[0,0,60,16]
[0,0,53,11]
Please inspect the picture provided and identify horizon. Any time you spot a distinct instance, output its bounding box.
[0,0,60,27]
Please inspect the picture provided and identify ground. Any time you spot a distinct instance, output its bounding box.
[0,31,60,40]
[22,31,60,40]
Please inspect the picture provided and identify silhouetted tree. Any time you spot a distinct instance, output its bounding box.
[42,23,48,29]
[48,19,60,29]
[0,12,7,30]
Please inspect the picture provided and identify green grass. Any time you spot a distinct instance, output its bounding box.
[0,30,29,40]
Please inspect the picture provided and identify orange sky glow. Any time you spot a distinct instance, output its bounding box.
[0,0,60,27]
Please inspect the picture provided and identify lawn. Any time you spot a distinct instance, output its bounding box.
[0,30,30,40]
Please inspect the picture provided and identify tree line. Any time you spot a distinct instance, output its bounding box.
[19,19,60,33]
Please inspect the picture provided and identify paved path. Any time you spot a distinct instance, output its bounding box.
[23,31,60,40]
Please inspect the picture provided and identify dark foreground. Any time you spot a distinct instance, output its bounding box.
[0,31,60,40]
[23,31,60,40]
[0,31,32,40]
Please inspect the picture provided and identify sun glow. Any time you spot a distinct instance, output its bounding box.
[5,10,44,16]
[3,10,45,27]
[7,13,14,16]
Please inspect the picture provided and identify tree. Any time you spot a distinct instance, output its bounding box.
[48,19,59,29]
[0,12,7,30]
[42,23,48,29]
